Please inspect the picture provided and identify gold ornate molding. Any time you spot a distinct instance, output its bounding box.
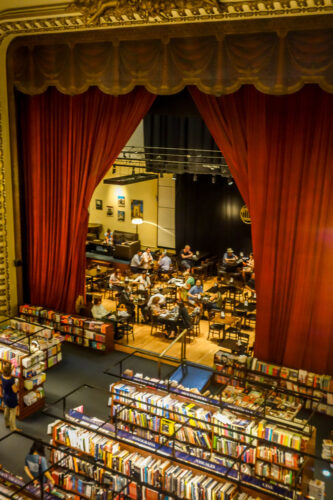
[0,0,331,43]
[0,108,10,315]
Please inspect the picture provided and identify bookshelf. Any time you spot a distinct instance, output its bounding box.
[0,466,42,499]
[49,411,262,500]
[108,379,316,500]
[0,326,46,418]
[19,305,114,352]
[214,351,333,417]
[0,317,63,371]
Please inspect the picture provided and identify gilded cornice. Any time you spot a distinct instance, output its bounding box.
[0,0,332,45]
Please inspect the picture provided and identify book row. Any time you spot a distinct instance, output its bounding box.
[50,420,261,500]
[110,383,310,452]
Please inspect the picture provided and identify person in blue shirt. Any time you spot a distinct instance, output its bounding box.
[25,440,55,488]
[188,279,203,303]
[1,363,20,431]
[158,252,172,272]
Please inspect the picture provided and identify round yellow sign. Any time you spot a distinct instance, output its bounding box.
[240,205,251,224]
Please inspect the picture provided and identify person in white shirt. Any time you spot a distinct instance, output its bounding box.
[91,297,110,319]
[141,248,153,269]
[133,271,151,291]
[148,292,166,308]
[109,268,123,292]
[130,251,143,273]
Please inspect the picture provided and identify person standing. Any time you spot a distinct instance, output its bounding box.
[25,440,55,489]
[1,363,20,432]
[130,251,143,273]
[141,248,153,269]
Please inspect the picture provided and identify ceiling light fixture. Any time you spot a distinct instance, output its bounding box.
[228,178,234,186]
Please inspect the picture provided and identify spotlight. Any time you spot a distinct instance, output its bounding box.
[227,178,234,186]
[322,470,331,477]
[193,174,197,182]
[212,175,216,184]
[172,173,177,180]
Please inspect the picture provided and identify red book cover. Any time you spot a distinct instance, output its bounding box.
[129,481,137,499]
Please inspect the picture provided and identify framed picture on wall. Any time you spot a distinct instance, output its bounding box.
[106,205,114,216]
[131,200,143,219]
[95,199,103,210]
[118,195,125,207]
[118,210,125,222]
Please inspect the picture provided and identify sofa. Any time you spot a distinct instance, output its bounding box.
[113,230,140,260]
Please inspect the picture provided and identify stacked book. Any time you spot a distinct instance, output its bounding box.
[214,351,333,417]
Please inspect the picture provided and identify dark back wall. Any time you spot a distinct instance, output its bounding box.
[144,90,252,257]
[176,174,252,257]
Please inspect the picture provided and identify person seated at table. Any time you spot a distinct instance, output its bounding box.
[223,248,239,271]
[133,271,151,291]
[109,268,123,292]
[188,279,203,304]
[104,228,113,246]
[242,252,254,281]
[177,300,192,332]
[142,247,153,269]
[148,290,166,308]
[179,269,195,301]
[118,286,135,320]
[91,296,110,319]
[149,296,162,316]
[158,251,172,273]
[245,272,256,295]
[130,250,143,273]
[180,244,194,270]
[205,288,224,311]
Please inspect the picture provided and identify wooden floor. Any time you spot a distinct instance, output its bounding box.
[100,276,256,369]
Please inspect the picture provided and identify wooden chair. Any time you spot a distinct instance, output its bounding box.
[150,315,164,336]
[207,311,225,341]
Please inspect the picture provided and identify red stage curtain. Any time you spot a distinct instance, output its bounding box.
[20,86,155,312]
[190,85,333,375]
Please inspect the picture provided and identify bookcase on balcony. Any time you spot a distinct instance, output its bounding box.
[19,305,114,352]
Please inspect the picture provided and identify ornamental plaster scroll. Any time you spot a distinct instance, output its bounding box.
[0,0,332,41]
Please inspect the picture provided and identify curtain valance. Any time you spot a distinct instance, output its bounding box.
[9,29,333,96]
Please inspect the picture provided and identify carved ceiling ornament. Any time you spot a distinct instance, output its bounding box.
[74,0,223,24]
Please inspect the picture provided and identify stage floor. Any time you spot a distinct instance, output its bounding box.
[101,277,256,368]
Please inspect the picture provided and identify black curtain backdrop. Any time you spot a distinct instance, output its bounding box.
[144,89,219,153]
[176,174,252,256]
[144,89,252,256]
